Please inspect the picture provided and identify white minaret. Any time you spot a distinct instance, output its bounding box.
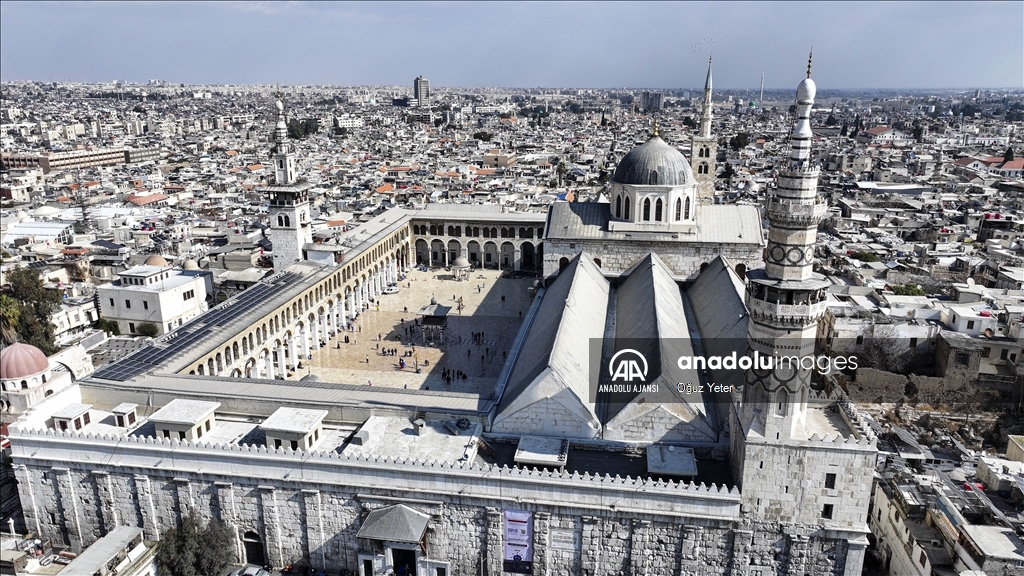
[264,95,313,271]
[691,55,717,203]
[732,57,876,573]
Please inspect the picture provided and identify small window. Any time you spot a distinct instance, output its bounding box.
[129,323,135,333]
[74,418,82,430]
[125,299,132,309]
[821,504,834,519]
[314,428,319,441]
[196,427,203,438]
[128,412,136,424]
[982,347,991,358]
[116,415,125,427]
[919,550,926,567]
[178,431,186,440]
[955,352,970,367]
[290,439,299,451]
[58,420,68,431]
[856,335,864,345]
[825,473,836,489]
[1001,348,1009,360]
[274,439,282,449]
[909,337,918,348]
[143,301,149,310]
[162,430,170,438]
[82,412,90,425]
[436,568,447,576]
[109,298,114,306]
[967,320,975,330]
[205,420,211,431]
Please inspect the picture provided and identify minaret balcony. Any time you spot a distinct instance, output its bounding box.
[745,295,827,324]
[765,198,828,227]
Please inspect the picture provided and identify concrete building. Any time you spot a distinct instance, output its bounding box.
[96,255,210,335]
[414,76,430,108]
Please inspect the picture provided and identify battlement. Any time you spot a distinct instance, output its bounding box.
[8,426,742,515]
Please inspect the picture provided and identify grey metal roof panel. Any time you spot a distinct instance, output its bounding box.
[612,135,694,186]
[357,504,430,543]
[544,202,763,245]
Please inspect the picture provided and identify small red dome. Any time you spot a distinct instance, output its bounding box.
[1,343,49,380]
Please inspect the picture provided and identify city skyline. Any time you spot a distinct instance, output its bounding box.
[1,1,1021,90]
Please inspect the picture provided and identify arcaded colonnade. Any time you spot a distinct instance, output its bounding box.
[410,217,546,271]
[184,226,412,380]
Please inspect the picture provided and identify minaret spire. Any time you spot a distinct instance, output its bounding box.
[807,49,813,78]
[699,55,713,138]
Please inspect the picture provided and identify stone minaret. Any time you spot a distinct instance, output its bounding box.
[737,53,829,442]
[266,95,312,271]
[691,56,717,203]
[731,57,876,575]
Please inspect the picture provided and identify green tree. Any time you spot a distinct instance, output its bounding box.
[890,284,926,296]
[1005,147,1015,162]
[840,123,849,137]
[825,112,837,126]
[682,116,696,129]
[721,162,736,186]
[96,319,121,336]
[472,131,492,142]
[0,294,20,345]
[729,133,750,151]
[137,322,160,337]
[156,512,234,576]
[2,268,61,353]
[851,251,879,262]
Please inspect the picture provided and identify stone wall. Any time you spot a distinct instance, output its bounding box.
[10,426,866,575]
[544,238,762,281]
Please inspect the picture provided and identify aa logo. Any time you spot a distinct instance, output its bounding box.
[609,349,648,382]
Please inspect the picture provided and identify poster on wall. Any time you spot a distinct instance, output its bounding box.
[502,509,533,574]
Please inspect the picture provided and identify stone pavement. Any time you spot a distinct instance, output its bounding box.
[294,267,533,393]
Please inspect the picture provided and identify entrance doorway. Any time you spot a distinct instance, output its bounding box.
[391,548,416,576]
[243,531,265,566]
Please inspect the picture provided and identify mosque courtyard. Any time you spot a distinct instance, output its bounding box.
[290,267,536,393]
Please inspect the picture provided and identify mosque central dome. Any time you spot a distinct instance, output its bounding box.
[612,134,694,186]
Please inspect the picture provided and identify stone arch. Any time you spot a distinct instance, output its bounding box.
[468,240,481,265]
[624,197,631,220]
[559,257,569,271]
[215,353,223,373]
[500,241,515,269]
[483,241,498,267]
[521,241,537,269]
[197,364,205,375]
[207,358,215,375]
[594,257,602,268]
[415,238,429,265]
[675,197,682,221]
[447,239,461,263]
[655,198,663,221]
[430,239,446,266]
[700,262,709,272]
[684,197,691,220]
[642,197,651,221]
[615,195,622,218]
[735,263,747,280]
[649,170,658,185]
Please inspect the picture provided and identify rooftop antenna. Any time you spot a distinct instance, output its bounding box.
[760,71,764,106]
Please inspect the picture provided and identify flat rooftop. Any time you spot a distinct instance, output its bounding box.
[260,407,327,434]
[148,399,219,425]
[343,416,481,463]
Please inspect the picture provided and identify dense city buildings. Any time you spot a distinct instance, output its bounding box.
[2,45,1024,576]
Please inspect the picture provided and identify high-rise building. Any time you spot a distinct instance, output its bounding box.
[690,56,717,203]
[413,76,430,107]
[639,90,663,112]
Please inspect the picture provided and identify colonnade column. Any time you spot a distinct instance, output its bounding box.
[264,355,274,379]
[288,337,298,369]
[319,314,328,343]
[347,292,355,323]
[310,320,320,351]
[330,307,338,334]
[277,344,287,378]
[300,329,311,359]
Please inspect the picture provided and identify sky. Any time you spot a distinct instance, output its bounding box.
[1,1,1021,90]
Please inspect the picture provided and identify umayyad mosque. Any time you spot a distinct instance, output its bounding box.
[3,60,877,576]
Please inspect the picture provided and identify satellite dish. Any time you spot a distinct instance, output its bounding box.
[967,278,975,286]
[984,328,994,338]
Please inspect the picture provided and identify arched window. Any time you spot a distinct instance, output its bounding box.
[277,215,284,227]
[684,197,691,220]
[283,215,290,227]
[615,195,622,218]
[649,171,658,185]
[655,198,663,221]
[624,199,630,220]
[674,198,681,221]
[642,198,651,221]
[698,163,708,175]
[448,225,456,236]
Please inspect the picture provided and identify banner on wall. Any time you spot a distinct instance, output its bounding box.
[502,509,533,574]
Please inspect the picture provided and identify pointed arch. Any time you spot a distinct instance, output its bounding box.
[624,198,630,220]
[642,197,651,221]
[674,198,682,221]
[684,196,691,220]
[615,194,622,218]
[655,198,663,221]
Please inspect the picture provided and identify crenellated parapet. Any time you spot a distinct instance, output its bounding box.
[8,425,742,518]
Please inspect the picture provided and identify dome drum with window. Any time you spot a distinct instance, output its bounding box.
[607,133,698,232]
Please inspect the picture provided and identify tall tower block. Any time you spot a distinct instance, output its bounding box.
[262,96,314,271]
[690,56,717,204]
[730,56,877,575]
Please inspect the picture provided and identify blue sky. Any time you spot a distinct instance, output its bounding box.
[1,1,1021,89]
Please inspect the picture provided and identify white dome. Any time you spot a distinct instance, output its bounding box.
[275,99,284,112]
[797,78,816,103]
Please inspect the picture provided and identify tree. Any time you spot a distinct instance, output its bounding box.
[889,284,926,296]
[840,123,849,137]
[720,162,736,185]
[825,112,837,126]
[0,294,19,345]
[96,319,121,336]
[1005,147,1015,162]
[729,133,750,151]
[2,268,61,353]
[851,251,878,262]
[682,116,696,129]
[472,131,492,142]
[156,512,234,576]
[855,323,915,374]
[137,322,160,337]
